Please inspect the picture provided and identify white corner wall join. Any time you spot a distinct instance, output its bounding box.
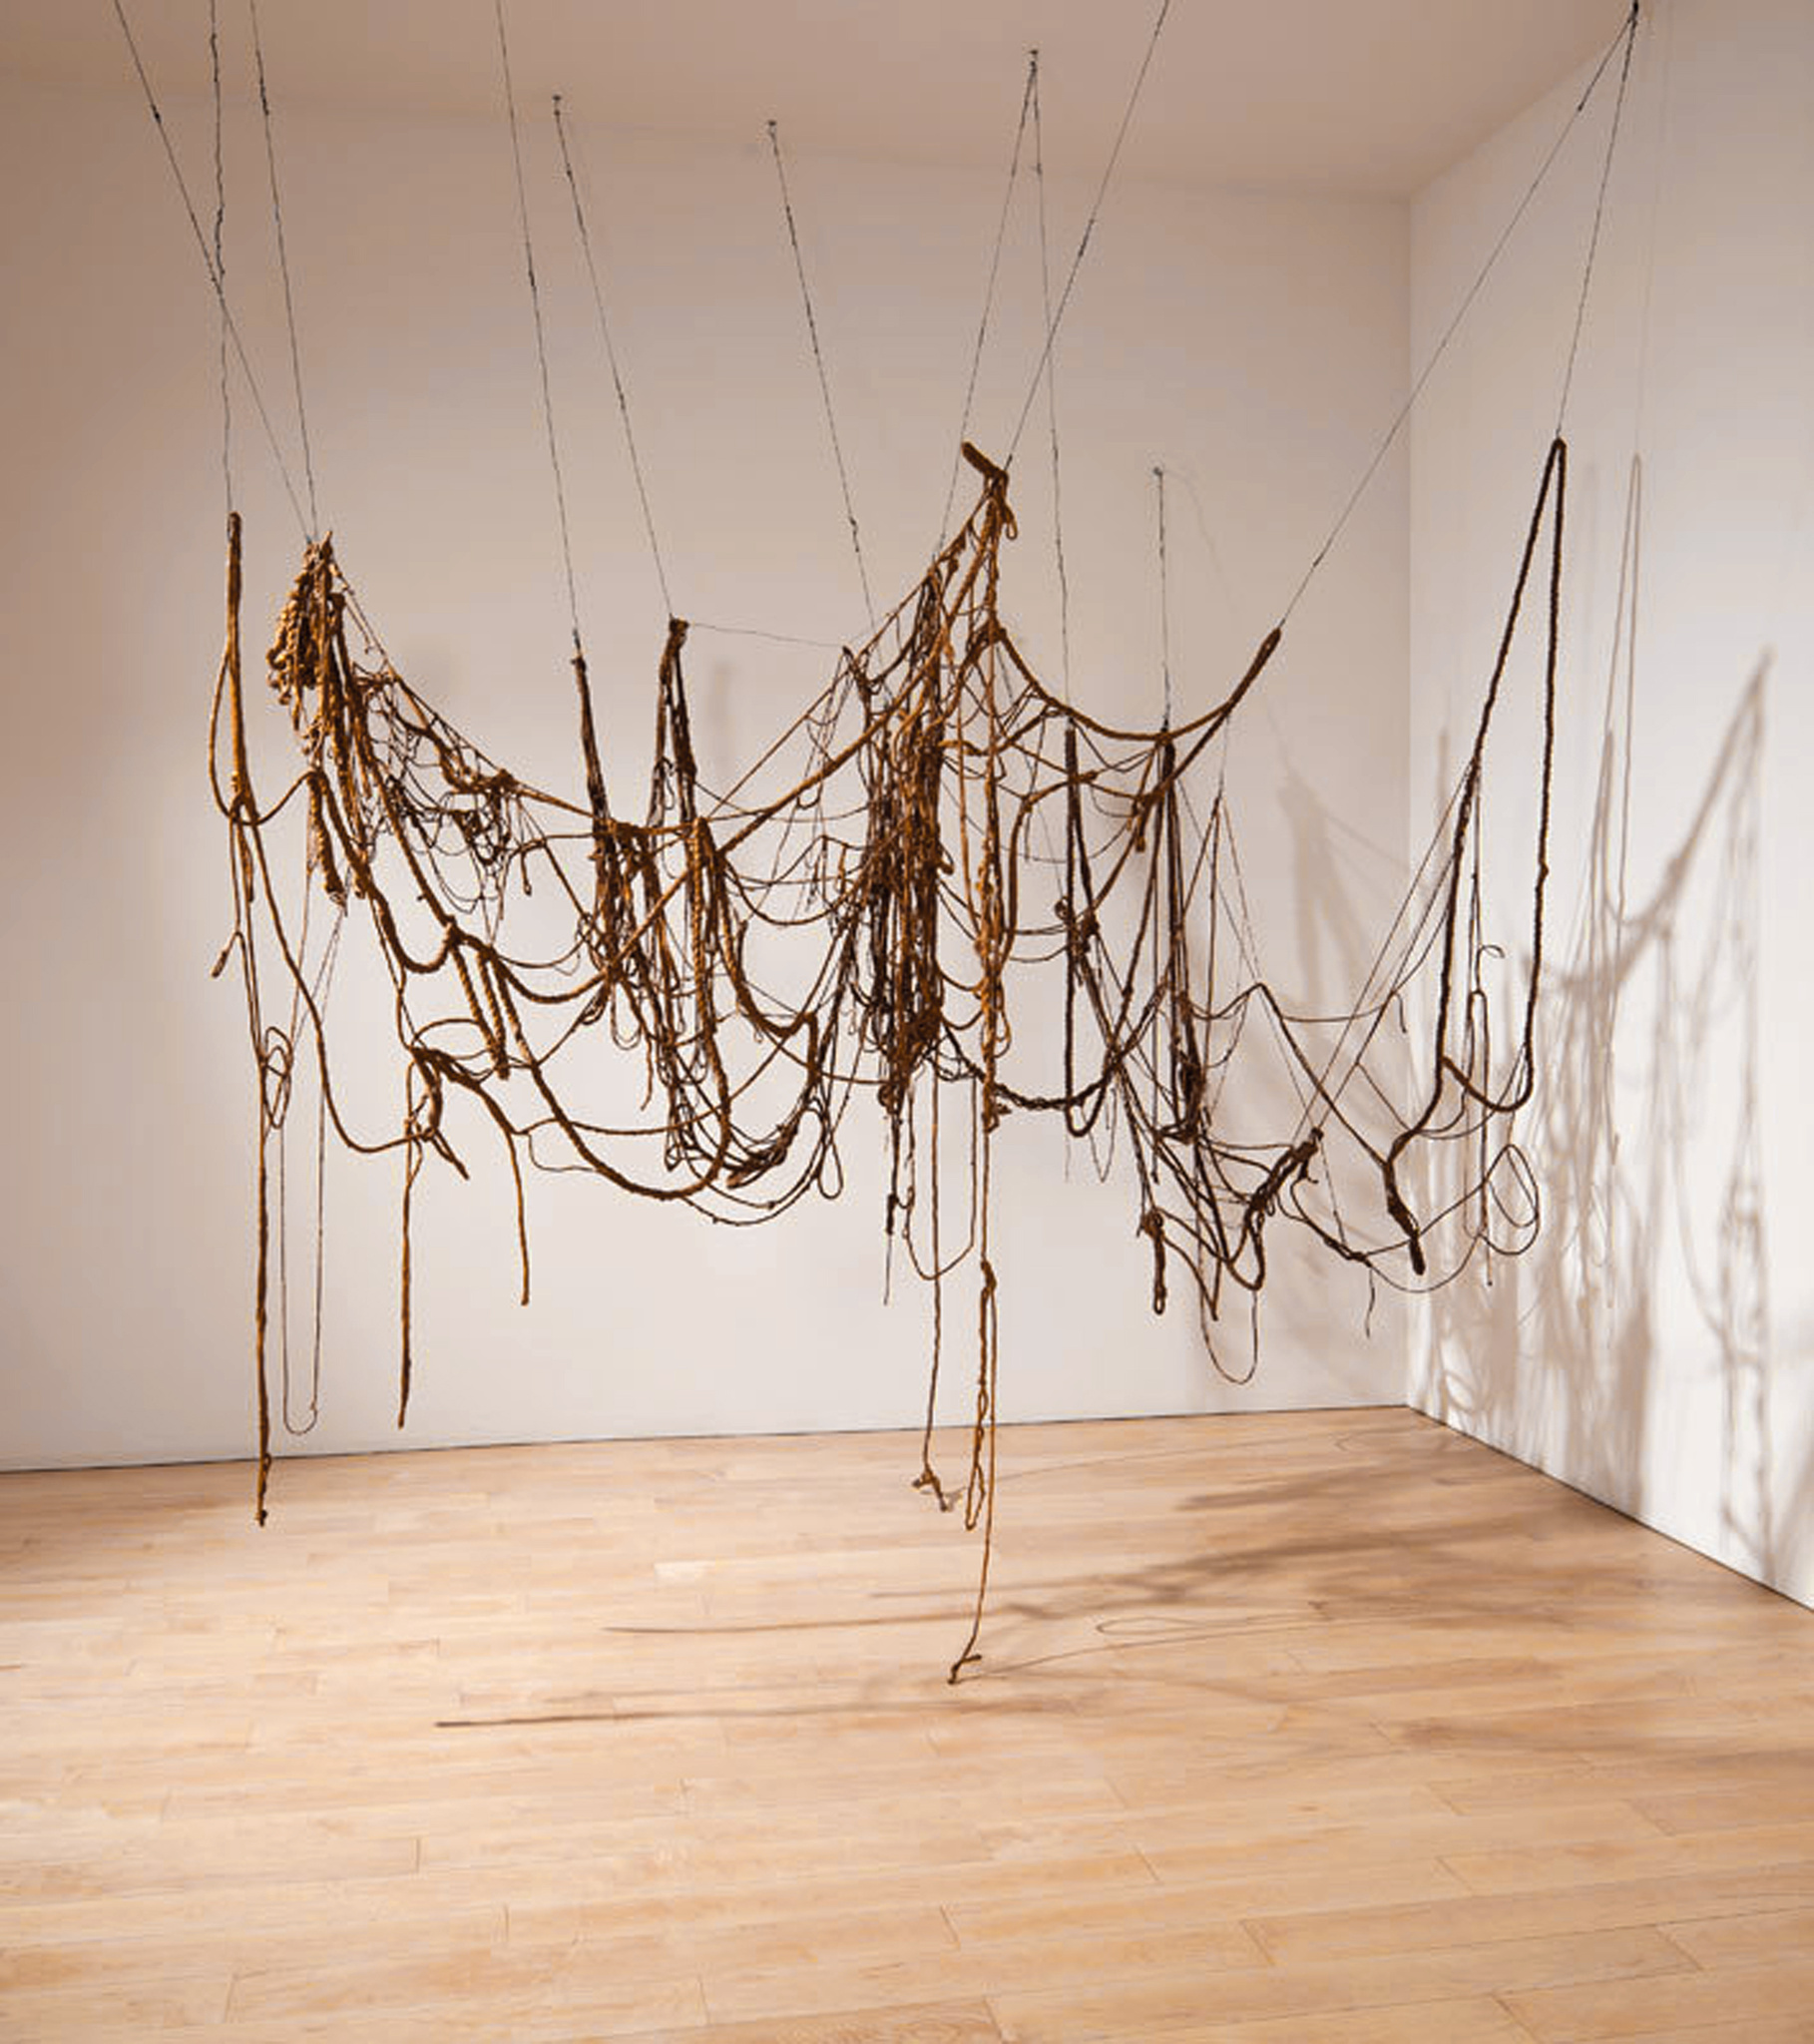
[1407,0,1814,1612]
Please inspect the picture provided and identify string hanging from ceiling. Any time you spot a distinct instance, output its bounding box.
[118,0,1639,1677]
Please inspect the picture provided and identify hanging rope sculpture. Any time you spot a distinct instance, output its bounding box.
[109,0,1641,1676]
[209,425,1567,1676]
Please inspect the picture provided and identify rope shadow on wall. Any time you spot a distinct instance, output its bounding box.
[1420,455,1773,1580]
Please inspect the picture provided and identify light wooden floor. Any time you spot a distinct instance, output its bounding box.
[3,1408,1811,2043]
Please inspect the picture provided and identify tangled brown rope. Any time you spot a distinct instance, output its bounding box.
[212,436,1565,1678]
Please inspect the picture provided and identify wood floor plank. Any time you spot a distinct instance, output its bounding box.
[987,1926,1696,2041]
[0,1904,504,1996]
[1635,1784,1814,1835]
[1134,1797,1670,1886]
[697,1919,1266,2023]
[1504,1955,1814,2040]
[0,1976,231,2040]
[224,1941,708,2032]
[946,1857,1469,1946]
[1657,1903,1814,1969]
[11,2019,511,2044]
[627,2000,1007,2044]
[1597,2025,1814,2044]
[1443,1822,1814,1895]
[1436,1756,1814,1815]
[1246,1863,1814,1964]
[505,1896,960,1974]
[496,1846,1159,1941]
[1086,2001,1536,2044]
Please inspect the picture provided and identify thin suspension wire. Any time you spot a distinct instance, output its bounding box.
[1154,463,1172,724]
[1005,0,1173,462]
[939,54,1039,540]
[552,95,676,620]
[1278,0,1639,628]
[208,0,232,517]
[283,906,342,1437]
[691,619,845,652]
[290,1078,327,1435]
[767,119,875,629]
[1558,2,1641,430]
[1032,57,1072,688]
[109,0,310,539]
[246,0,319,538]
[495,0,584,652]
[1019,55,1073,888]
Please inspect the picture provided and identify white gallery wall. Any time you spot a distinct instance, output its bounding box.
[1409,0,1814,1606]
[0,50,1412,1474]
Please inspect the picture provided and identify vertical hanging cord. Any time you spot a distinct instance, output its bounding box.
[551,96,677,622]
[245,0,319,539]
[1031,56,1072,689]
[767,120,875,629]
[242,0,337,1431]
[285,906,341,1437]
[1558,1,1641,432]
[1154,463,1172,725]
[938,56,1038,541]
[495,0,585,655]
[209,0,232,519]
[1006,0,1173,462]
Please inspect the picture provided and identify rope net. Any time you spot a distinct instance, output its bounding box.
[211,431,1567,1678]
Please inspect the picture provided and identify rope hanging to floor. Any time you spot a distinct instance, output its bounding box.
[118,0,1640,1677]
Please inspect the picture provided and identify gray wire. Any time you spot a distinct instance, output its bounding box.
[768,119,875,629]
[1279,1,1640,629]
[495,0,584,652]
[552,96,676,620]
[246,0,320,538]
[1005,0,1174,464]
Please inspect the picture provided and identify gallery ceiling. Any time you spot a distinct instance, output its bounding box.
[10,1,1623,198]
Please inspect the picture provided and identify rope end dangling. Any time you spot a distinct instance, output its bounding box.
[1139,1205,1168,1314]
[1383,1170,1428,1278]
